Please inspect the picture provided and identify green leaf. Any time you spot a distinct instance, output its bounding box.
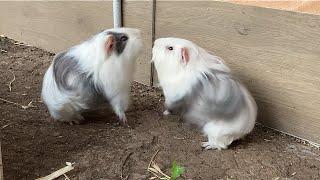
[170,161,185,180]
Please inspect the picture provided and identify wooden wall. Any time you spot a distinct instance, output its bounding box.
[0,1,319,144]
[0,1,152,84]
[155,1,320,144]
[228,0,320,15]
[122,0,153,85]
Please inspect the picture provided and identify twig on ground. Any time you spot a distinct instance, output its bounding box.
[0,97,36,109]
[7,70,16,92]
[1,123,13,129]
[14,42,24,46]
[173,136,185,140]
[148,149,160,170]
[35,162,75,180]
[63,173,71,180]
[149,171,162,180]
[121,152,134,180]
[147,149,171,180]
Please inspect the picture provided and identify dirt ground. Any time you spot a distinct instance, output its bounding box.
[0,36,319,180]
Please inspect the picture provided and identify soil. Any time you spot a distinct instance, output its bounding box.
[0,36,319,180]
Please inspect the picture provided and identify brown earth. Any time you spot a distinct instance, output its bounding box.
[0,37,319,180]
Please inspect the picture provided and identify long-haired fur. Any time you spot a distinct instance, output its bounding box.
[42,28,143,124]
[152,37,257,150]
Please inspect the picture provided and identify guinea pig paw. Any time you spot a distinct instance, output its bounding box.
[70,114,85,125]
[68,121,76,125]
[119,117,130,127]
[163,110,171,116]
[68,119,80,125]
[201,142,218,150]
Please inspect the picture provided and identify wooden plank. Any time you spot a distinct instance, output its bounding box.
[155,1,320,144]
[123,0,153,85]
[0,1,151,84]
[227,0,320,15]
[0,1,113,52]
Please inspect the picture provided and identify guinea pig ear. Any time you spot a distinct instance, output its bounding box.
[105,35,114,57]
[181,47,190,64]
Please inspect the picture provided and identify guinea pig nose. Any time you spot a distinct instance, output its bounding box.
[120,35,128,41]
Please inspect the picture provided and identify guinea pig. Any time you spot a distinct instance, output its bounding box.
[42,28,142,125]
[152,37,257,150]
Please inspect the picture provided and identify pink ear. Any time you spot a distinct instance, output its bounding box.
[181,47,190,64]
[105,35,114,56]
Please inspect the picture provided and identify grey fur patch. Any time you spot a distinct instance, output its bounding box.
[166,69,246,126]
[107,32,128,55]
[201,70,245,118]
[52,52,105,107]
[53,51,79,91]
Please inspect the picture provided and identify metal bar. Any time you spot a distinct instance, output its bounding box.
[113,0,122,28]
[150,0,156,86]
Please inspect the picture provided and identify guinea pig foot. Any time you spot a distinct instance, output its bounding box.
[163,110,171,116]
[68,120,80,125]
[119,117,130,127]
[68,115,85,125]
[201,142,219,150]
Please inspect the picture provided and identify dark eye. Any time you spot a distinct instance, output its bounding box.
[167,46,173,51]
[121,35,128,41]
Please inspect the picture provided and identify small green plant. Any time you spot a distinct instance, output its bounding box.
[170,161,185,180]
[147,150,185,180]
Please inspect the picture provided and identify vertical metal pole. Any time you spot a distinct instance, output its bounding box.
[150,0,156,86]
[113,0,122,28]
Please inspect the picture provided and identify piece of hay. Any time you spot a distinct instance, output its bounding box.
[63,174,71,180]
[121,152,134,180]
[0,97,35,109]
[8,70,15,92]
[1,123,13,129]
[147,150,171,180]
[36,162,75,180]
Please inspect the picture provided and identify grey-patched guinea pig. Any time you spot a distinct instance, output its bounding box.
[152,37,257,150]
[41,28,143,125]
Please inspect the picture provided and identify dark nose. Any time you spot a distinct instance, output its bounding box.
[120,35,128,42]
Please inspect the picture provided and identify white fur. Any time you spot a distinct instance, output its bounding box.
[152,37,257,150]
[42,28,142,124]
[202,86,257,150]
[152,38,230,106]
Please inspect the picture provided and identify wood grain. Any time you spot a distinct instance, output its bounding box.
[0,1,152,84]
[0,1,113,52]
[227,0,320,15]
[123,0,153,85]
[155,1,320,144]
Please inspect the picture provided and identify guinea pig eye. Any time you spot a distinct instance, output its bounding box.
[167,46,173,51]
[120,35,128,41]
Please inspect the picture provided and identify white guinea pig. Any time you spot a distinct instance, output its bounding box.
[152,37,257,150]
[42,28,143,125]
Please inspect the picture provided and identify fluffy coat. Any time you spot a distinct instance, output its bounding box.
[42,28,143,124]
[152,37,257,150]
